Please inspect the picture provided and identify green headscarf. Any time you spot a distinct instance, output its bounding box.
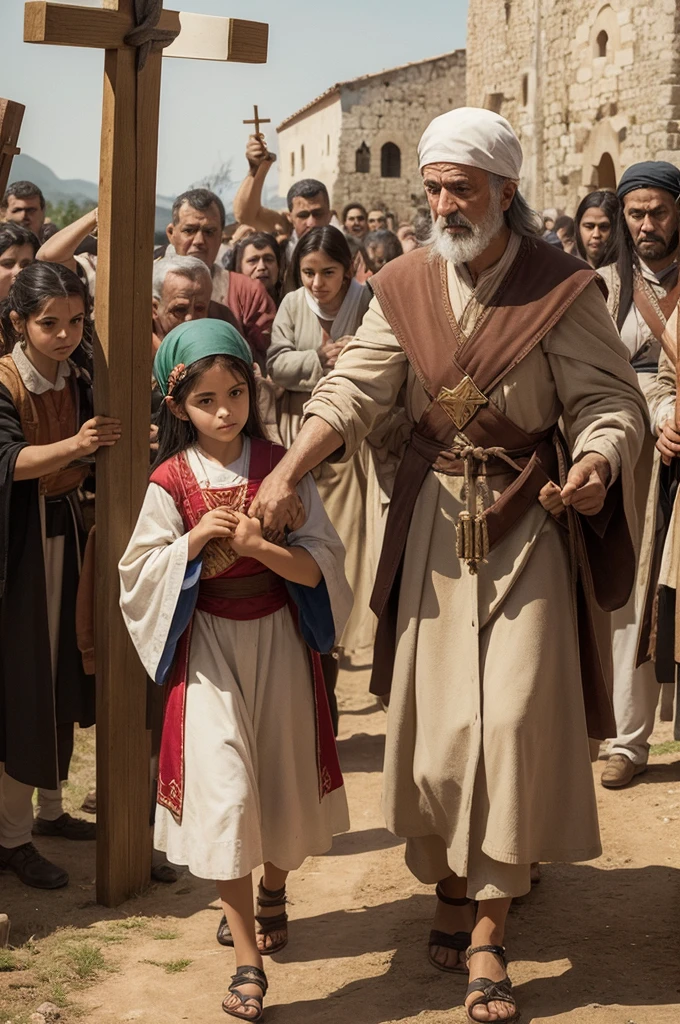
[154,318,252,396]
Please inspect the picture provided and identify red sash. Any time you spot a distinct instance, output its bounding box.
[151,438,343,822]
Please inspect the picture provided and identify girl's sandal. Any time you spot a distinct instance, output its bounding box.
[255,878,288,956]
[216,914,234,948]
[216,880,289,952]
[222,965,268,1021]
[428,883,476,974]
[464,944,521,1023]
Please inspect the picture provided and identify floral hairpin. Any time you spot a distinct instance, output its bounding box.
[167,363,187,396]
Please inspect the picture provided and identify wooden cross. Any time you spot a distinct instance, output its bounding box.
[24,0,268,908]
[0,99,26,198]
[243,104,270,139]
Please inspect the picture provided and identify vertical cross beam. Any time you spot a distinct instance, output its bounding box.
[93,19,160,907]
[0,99,25,198]
[24,0,269,908]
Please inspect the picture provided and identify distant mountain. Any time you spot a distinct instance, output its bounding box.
[9,154,174,237]
[8,154,285,237]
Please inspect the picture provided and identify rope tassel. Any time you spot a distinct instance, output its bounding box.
[456,445,492,574]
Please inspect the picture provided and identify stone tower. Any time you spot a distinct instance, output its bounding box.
[466,0,680,212]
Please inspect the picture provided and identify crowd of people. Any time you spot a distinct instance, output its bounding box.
[0,105,678,1023]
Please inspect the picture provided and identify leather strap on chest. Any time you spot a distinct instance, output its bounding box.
[632,267,680,345]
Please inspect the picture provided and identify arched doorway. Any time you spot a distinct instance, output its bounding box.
[595,152,616,190]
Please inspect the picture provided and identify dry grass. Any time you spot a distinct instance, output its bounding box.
[140,957,192,974]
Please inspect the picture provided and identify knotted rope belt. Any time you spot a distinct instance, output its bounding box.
[409,430,558,573]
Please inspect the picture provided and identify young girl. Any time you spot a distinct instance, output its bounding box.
[119,318,350,1021]
[0,262,121,890]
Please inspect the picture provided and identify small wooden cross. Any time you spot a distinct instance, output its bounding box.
[0,99,26,198]
[24,0,269,909]
[243,104,270,139]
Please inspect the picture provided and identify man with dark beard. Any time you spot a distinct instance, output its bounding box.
[249,108,647,1022]
[598,163,680,789]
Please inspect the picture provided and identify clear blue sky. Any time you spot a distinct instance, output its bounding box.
[0,0,468,196]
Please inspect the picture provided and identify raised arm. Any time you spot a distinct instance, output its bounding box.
[233,136,289,234]
[36,208,98,273]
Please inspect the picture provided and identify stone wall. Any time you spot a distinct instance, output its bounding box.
[466,0,680,214]
[335,51,467,221]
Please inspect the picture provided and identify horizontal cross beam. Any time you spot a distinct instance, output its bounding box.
[24,2,268,63]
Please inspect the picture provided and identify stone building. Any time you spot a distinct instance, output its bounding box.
[276,51,466,221]
[466,0,680,213]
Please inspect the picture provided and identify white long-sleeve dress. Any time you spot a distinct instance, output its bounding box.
[119,441,351,880]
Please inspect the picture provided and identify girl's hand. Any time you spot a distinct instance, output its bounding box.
[195,508,238,545]
[74,416,122,456]
[227,511,264,557]
[187,507,237,561]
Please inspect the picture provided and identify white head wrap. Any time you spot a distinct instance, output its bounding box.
[418,107,523,181]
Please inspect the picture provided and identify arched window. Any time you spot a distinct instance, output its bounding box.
[290,152,295,177]
[355,142,371,173]
[596,152,616,190]
[596,29,608,57]
[381,142,401,179]
[521,74,529,107]
[301,145,305,171]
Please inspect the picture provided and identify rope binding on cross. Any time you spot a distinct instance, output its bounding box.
[124,0,181,71]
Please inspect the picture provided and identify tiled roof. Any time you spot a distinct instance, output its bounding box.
[276,50,464,132]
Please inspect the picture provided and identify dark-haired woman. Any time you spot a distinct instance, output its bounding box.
[575,190,620,269]
[268,227,397,681]
[0,263,121,890]
[0,223,39,309]
[228,232,283,307]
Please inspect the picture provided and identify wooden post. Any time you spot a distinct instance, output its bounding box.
[23,0,268,907]
[0,99,26,198]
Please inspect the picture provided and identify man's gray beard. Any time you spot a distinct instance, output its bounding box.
[429,197,506,265]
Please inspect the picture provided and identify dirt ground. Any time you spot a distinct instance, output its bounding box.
[2,666,679,1024]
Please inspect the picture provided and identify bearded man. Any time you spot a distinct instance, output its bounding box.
[598,162,680,789]
[250,108,646,1021]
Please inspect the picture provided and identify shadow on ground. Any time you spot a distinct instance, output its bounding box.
[268,862,680,1023]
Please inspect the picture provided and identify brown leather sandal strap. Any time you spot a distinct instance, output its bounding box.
[465,944,507,968]
[257,878,287,908]
[255,911,288,934]
[435,882,474,906]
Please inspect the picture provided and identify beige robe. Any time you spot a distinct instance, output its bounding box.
[119,442,351,880]
[599,264,671,694]
[305,234,647,899]
[269,282,394,660]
